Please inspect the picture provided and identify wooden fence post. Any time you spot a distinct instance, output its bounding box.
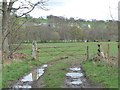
[97,44,101,62]
[96,44,106,62]
[107,44,110,63]
[87,46,89,60]
[32,41,37,60]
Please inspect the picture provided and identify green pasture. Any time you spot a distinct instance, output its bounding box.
[2,42,118,88]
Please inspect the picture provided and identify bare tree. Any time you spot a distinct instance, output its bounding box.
[0,0,48,59]
[0,3,2,63]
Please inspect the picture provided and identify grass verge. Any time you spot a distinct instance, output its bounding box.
[82,60,118,88]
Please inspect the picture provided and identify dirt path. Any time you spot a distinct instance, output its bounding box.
[32,59,103,88]
[11,64,48,89]
[10,56,102,89]
[63,64,102,88]
[32,64,102,88]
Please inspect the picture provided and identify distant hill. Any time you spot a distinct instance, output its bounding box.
[13,15,118,42]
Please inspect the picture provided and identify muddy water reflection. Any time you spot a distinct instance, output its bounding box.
[66,73,83,78]
[21,73,33,82]
[12,64,48,89]
[65,66,84,86]
[70,79,82,85]
[69,67,81,71]
[13,84,31,89]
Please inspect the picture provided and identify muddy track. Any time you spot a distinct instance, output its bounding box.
[63,64,103,88]
[9,64,48,89]
[6,55,69,89]
[8,55,102,89]
[32,57,103,88]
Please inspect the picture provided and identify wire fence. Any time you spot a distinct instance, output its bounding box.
[86,43,118,67]
[37,42,118,67]
[37,43,87,62]
[10,42,118,67]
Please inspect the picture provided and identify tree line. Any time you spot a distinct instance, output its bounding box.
[9,15,118,44]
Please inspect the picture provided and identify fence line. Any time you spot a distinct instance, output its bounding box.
[38,43,117,65]
[86,46,89,60]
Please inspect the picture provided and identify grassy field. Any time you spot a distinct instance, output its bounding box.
[82,60,118,88]
[2,42,118,88]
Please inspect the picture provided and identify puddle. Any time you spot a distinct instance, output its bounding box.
[70,79,82,85]
[65,65,102,88]
[69,67,81,71]
[65,65,84,87]
[12,64,48,89]
[37,69,44,79]
[21,73,33,82]
[20,68,45,82]
[66,73,83,78]
[42,64,48,68]
[13,84,32,89]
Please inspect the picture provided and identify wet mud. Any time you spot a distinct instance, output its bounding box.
[11,64,48,89]
[64,64,102,88]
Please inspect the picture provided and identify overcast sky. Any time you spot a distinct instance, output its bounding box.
[16,0,120,20]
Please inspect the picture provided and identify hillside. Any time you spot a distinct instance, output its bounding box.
[11,15,118,43]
